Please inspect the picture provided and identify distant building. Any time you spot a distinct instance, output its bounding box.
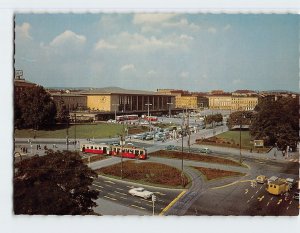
[51,92,87,111]
[14,70,37,97]
[157,89,208,110]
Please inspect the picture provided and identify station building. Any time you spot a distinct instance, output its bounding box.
[81,87,175,113]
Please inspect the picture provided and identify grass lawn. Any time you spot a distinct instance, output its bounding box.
[215,131,251,148]
[96,160,189,188]
[149,150,243,167]
[192,166,245,181]
[15,123,126,139]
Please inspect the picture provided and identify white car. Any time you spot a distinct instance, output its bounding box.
[128,187,153,199]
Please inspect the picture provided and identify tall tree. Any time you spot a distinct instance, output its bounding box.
[56,98,70,124]
[227,111,253,130]
[14,86,57,129]
[14,151,99,215]
[250,96,299,151]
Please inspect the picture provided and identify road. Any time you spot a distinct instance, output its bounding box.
[90,176,184,215]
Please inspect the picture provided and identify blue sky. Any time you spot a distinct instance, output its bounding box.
[15,13,299,92]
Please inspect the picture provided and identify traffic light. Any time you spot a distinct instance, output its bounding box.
[152,195,156,202]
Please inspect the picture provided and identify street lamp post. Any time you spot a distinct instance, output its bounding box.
[74,111,77,150]
[167,102,173,117]
[145,103,152,132]
[112,104,119,122]
[239,111,245,164]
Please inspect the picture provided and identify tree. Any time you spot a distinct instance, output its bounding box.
[250,97,299,151]
[14,151,99,215]
[14,86,57,129]
[56,98,70,124]
[227,111,253,130]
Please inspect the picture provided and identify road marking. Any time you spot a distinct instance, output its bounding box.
[119,196,127,200]
[114,191,127,196]
[289,201,292,205]
[154,192,166,196]
[140,199,152,203]
[277,199,282,205]
[131,205,146,210]
[104,184,112,187]
[126,185,134,189]
[116,187,124,191]
[256,190,259,194]
[270,197,274,201]
[259,186,263,190]
[108,193,116,196]
[244,189,249,194]
[93,184,103,189]
[257,195,264,202]
[247,199,251,203]
[134,200,142,204]
[267,202,270,206]
[146,203,153,207]
[212,180,254,190]
[159,190,187,216]
[95,188,103,192]
[104,195,117,201]
[251,195,254,199]
[104,180,115,184]
[286,206,289,210]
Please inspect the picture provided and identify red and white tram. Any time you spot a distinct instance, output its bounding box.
[80,143,147,160]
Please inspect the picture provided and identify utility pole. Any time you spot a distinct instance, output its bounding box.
[74,111,77,150]
[181,110,185,186]
[66,120,69,151]
[112,104,119,121]
[187,110,191,153]
[167,102,173,117]
[145,103,152,132]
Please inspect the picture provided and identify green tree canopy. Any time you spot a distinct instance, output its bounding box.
[227,111,254,130]
[56,98,70,124]
[250,97,299,151]
[14,151,99,215]
[14,86,57,129]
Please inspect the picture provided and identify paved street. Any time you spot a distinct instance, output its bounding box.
[91,176,183,215]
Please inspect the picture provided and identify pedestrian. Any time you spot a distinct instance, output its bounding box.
[274,150,276,157]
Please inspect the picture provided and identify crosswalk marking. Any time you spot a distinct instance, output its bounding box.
[95,188,103,192]
[288,158,299,162]
[104,180,116,184]
[114,191,127,196]
[104,195,117,201]
[93,184,103,188]
[131,204,146,210]
[277,199,282,205]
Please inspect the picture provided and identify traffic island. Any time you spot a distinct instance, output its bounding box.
[149,150,242,167]
[95,160,189,188]
[192,166,246,181]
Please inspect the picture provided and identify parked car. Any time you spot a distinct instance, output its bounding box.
[166,145,176,150]
[128,187,153,199]
[200,148,212,154]
[256,175,267,184]
[267,176,279,184]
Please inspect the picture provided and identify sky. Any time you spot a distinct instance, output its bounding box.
[14,13,299,92]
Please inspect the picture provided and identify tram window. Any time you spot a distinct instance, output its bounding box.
[140,150,144,155]
[129,150,133,153]
[91,146,93,149]
[94,147,97,150]
[135,150,139,155]
[87,146,89,149]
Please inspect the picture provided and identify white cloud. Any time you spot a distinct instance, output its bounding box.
[233,79,243,85]
[223,24,232,31]
[50,30,86,47]
[133,13,177,24]
[162,18,200,31]
[180,71,189,78]
[208,27,217,34]
[120,64,136,72]
[16,22,32,40]
[147,70,156,75]
[180,34,194,41]
[95,39,117,50]
[141,25,161,34]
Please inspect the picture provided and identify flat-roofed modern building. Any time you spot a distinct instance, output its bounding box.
[81,87,175,113]
[51,92,87,111]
